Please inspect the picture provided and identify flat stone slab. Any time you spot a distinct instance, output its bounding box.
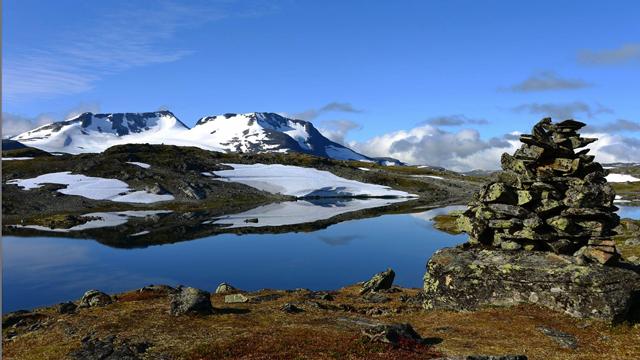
[423,247,640,323]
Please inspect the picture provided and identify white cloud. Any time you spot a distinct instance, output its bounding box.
[511,101,612,119]
[350,124,519,172]
[2,102,100,138]
[318,119,362,145]
[503,71,592,92]
[4,1,274,103]
[348,119,640,171]
[293,102,362,121]
[578,43,640,65]
[584,132,640,164]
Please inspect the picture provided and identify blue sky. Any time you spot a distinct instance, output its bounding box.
[3,1,640,169]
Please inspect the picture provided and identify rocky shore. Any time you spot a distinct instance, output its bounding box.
[4,272,640,359]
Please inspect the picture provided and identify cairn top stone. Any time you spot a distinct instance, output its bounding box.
[457,118,620,265]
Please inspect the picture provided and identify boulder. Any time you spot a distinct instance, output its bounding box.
[423,247,640,323]
[360,268,395,295]
[215,282,237,294]
[280,303,304,313]
[224,293,250,304]
[79,290,112,308]
[362,323,425,346]
[169,287,213,315]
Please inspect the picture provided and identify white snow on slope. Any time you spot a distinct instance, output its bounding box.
[12,112,224,154]
[6,172,174,203]
[2,157,34,161]
[209,198,410,229]
[606,174,640,182]
[212,163,415,198]
[12,111,373,162]
[410,175,444,180]
[126,161,151,169]
[11,210,171,232]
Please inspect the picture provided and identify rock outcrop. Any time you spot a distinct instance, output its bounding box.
[360,268,395,295]
[424,118,640,323]
[456,118,620,264]
[423,247,640,323]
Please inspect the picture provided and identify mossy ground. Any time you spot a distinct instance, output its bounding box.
[3,286,639,359]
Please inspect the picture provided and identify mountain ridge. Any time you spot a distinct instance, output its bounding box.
[11,110,388,163]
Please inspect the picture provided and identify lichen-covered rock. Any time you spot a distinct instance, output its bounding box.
[169,287,213,315]
[215,282,237,294]
[79,290,112,308]
[360,268,395,295]
[423,247,640,323]
[224,293,249,303]
[456,118,620,263]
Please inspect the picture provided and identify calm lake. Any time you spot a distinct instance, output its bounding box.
[3,204,638,312]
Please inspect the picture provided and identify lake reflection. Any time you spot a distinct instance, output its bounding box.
[2,205,465,312]
[4,204,637,312]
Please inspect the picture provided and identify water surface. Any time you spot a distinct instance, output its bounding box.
[2,205,465,312]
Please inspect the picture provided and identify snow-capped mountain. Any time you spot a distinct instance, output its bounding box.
[11,111,206,154]
[189,112,370,161]
[11,111,373,162]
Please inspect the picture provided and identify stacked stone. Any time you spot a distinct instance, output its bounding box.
[457,118,620,264]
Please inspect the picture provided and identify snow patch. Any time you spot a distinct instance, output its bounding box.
[606,173,640,182]
[126,161,151,169]
[6,171,174,203]
[212,163,415,198]
[2,157,34,161]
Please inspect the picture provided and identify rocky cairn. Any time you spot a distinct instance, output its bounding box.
[424,118,640,323]
[457,118,619,264]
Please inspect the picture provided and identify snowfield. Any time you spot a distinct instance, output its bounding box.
[606,174,640,182]
[6,171,174,203]
[11,111,223,154]
[212,163,416,198]
[209,198,409,228]
[11,111,373,162]
[2,157,34,161]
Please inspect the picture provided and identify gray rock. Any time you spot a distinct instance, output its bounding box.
[69,335,150,360]
[58,302,78,314]
[423,247,640,323]
[362,323,424,345]
[360,268,395,295]
[280,303,304,313]
[169,287,213,315]
[362,293,391,303]
[215,282,237,294]
[79,290,112,308]
[224,293,250,304]
[537,326,578,349]
[625,238,640,246]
